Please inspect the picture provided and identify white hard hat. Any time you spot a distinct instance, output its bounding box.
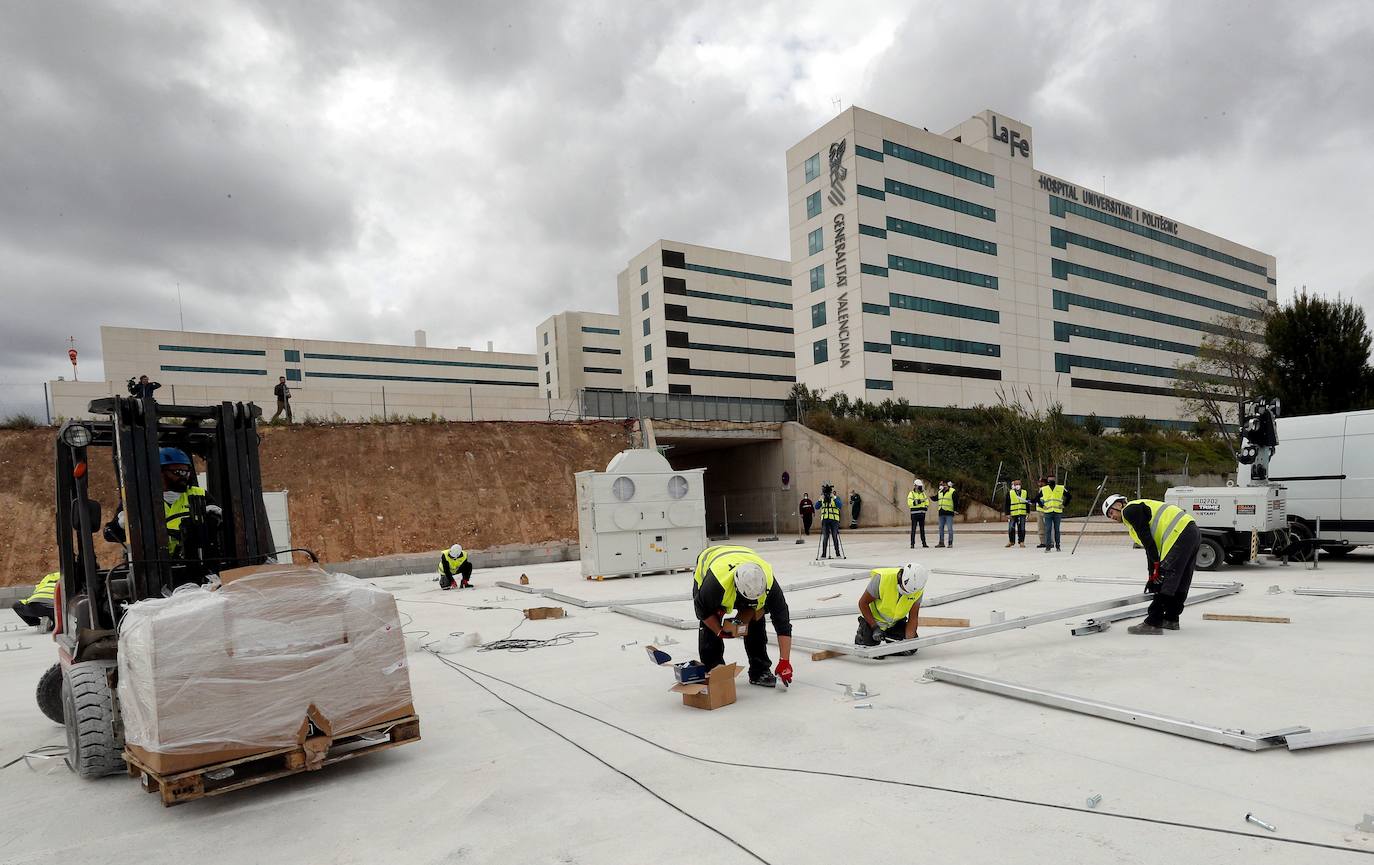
[1102,495,1127,517]
[899,563,929,595]
[449,543,463,557]
[733,562,767,601]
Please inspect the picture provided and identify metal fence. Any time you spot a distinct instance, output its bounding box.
[581,389,790,423]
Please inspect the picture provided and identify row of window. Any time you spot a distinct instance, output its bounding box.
[304,351,538,372]
[887,254,997,289]
[888,292,1000,323]
[855,144,884,162]
[885,178,997,221]
[159,344,269,357]
[1048,196,1268,277]
[665,356,795,382]
[861,263,889,277]
[864,341,891,354]
[892,358,1002,381]
[665,304,795,334]
[160,364,266,376]
[1051,260,1259,319]
[306,370,538,387]
[862,302,890,316]
[885,217,997,256]
[1053,353,1232,385]
[1051,227,1267,300]
[1053,321,1198,356]
[582,326,620,336]
[683,262,792,287]
[892,330,1001,357]
[665,277,793,310]
[1051,289,1261,342]
[582,345,621,355]
[582,366,621,375]
[672,335,794,358]
[879,139,996,187]
[866,379,894,390]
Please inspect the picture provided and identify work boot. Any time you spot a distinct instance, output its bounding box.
[1005,542,1014,548]
[1163,619,1180,631]
[1018,542,1025,548]
[749,671,778,688]
[460,581,473,589]
[935,543,945,548]
[1127,622,1164,635]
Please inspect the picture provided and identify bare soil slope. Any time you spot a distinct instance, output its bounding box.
[0,420,630,586]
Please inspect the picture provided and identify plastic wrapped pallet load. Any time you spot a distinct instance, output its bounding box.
[118,563,415,775]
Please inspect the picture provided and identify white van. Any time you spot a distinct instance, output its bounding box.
[1246,408,1374,552]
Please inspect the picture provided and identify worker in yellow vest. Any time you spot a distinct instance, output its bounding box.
[692,545,793,687]
[438,543,473,589]
[1036,477,1070,552]
[935,481,957,548]
[817,483,844,559]
[907,479,929,549]
[1103,495,1200,634]
[12,572,59,627]
[1005,480,1029,548]
[855,562,929,656]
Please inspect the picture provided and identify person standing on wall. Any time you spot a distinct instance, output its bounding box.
[127,375,161,400]
[1005,479,1029,548]
[1102,495,1199,634]
[818,483,843,559]
[1036,475,1070,552]
[935,480,957,548]
[271,375,294,423]
[799,493,815,536]
[907,479,929,549]
[692,544,794,687]
[848,490,863,530]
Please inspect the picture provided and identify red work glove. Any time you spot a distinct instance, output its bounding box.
[1147,562,1161,591]
[775,659,793,685]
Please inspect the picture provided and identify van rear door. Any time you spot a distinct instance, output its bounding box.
[1267,413,1345,537]
[1337,412,1374,543]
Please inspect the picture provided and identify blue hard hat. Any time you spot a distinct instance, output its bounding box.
[159,447,193,467]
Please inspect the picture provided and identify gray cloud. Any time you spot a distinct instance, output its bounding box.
[2,0,1372,420]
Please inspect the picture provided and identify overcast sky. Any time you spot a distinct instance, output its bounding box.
[2,0,1372,415]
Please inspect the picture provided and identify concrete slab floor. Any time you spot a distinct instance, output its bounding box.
[3,532,1373,864]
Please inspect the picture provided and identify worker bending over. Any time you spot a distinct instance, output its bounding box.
[855,562,929,656]
[12,571,59,628]
[438,543,473,589]
[692,544,793,687]
[1103,495,1200,634]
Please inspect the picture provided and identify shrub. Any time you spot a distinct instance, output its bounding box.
[1083,413,1105,436]
[1,413,41,430]
[1119,415,1155,435]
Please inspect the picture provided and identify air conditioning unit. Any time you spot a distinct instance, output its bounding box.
[575,449,706,579]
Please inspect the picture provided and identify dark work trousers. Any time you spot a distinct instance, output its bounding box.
[1144,524,1201,626]
[11,600,52,626]
[801,512,813,535]
[1007,515,1026,544]
[909,512,927,547]
[820,519,842,557]
[854,615,911,646]
[1044,513,1063,550]
[699,616,773,678]
[439,560,473,589]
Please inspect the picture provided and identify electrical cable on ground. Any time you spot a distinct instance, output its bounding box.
[429,653,1374,859]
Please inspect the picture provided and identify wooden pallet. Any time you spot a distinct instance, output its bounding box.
[124,715,421,807]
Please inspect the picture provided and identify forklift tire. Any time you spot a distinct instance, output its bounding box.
[63,662,125,778]
[37,662,64,725]
[1195,537,1224,571]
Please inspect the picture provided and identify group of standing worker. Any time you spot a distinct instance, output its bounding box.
[1003,477,1072,552]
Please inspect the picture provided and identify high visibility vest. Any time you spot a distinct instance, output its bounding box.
[937,487,956,512]
[24,572,60,605]
[438,550,468,574]
[868,568,924,628]
[1008,489,1029,516]
[1038,485,1065,514]
[907,490,929,513]
[693,545,775,613]
[1123,499,1195,561]
[819,496,841,521]
[165,487,207,555]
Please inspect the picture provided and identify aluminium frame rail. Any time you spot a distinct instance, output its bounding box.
[789,573,1039,620]
[499,569,874,610]
[1285,726,1374,750]
[1067,576,1236,590]
[921,667,1309,751]
[1069,582,1244,635]
[827,562,1033,580]
[1292,587,1374,599]
[782,592,1157,659]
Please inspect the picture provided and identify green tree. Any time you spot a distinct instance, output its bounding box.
[1173,304,1269,456]
[1261,290,1374,416]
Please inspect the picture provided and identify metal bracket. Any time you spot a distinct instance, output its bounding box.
[923,666,1309,751]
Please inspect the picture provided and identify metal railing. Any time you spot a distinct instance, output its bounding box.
[580,389,789,423]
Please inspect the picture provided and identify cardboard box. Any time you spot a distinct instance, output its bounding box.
[670,663,740,710]
[524,606,566,620]
[721,619,748,638]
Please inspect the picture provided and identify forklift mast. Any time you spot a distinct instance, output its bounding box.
[54,397,275,661]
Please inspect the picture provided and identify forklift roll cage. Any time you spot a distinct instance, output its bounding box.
[54,397,276,664]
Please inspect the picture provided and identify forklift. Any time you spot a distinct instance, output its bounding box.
[36,396,281,777]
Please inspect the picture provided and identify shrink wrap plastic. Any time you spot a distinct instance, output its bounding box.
[118,564,412,757]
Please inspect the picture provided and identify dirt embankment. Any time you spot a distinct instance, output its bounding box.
[0,421,631,587]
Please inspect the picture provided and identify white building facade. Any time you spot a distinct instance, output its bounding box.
[786,108,1276,426]
[535,311,626,399]
[617,240,796,399]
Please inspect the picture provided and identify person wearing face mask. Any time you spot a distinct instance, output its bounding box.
[1005,480,1029,548]
[1035,476,1050,549]
[935,481,957,548]
[907,479,929,549]
[1036,475,1070,553]
[104,448,222,557]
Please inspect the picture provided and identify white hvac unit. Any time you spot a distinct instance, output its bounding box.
[575,448,706,579]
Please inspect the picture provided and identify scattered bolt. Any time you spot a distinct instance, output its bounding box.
[839,684,854,699]
[1086,794,1102,809]
[1056,574,1068,581]
[620,641,638,650]
[1245,813,1277,832]
[854,703,873,710]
